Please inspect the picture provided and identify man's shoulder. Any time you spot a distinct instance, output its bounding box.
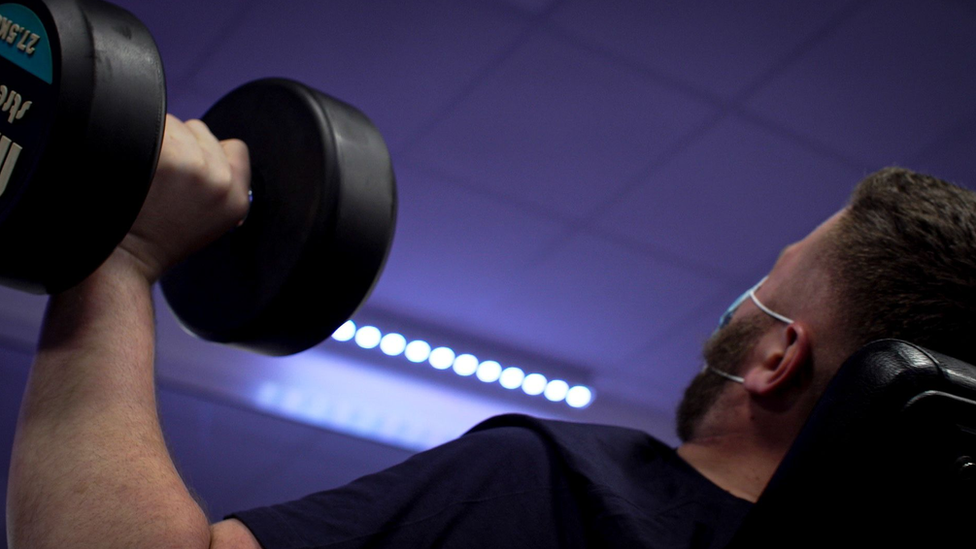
[462,413,675,472]
[467,413,668,449]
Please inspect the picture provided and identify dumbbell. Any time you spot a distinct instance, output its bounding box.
[0,0,397,355]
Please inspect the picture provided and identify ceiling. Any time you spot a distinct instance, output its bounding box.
[3,0,976,444]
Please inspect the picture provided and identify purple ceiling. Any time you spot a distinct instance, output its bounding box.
[4,0,975,438]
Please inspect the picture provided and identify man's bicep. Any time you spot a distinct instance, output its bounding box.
[210,519,263,549]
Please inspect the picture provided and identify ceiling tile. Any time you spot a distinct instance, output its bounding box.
[744,0,976,168]
[406,29,718,220]
[475,232,721,372]
[548,0,860,100]
[365,164,568,328]
[175,0,532,151]
[591,113,862,279]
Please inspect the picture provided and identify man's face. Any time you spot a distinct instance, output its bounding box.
[674,210,846,442]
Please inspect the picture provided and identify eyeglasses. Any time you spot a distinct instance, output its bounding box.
[706,276,794,383]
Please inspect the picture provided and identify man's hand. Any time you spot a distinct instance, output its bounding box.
[118,115,251,284]
[7,116,256,549]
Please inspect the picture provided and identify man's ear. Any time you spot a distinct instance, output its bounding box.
[742,323,811,397]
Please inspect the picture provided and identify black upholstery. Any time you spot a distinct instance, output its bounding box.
[726,339,976,548]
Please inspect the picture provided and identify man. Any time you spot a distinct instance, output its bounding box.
[7,115,976,548]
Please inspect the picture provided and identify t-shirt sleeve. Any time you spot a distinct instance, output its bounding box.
[229,421,580,549]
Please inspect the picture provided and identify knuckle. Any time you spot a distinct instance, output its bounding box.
[184,118,209,132]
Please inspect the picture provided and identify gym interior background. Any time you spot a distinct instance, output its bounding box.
[2,0,975,541]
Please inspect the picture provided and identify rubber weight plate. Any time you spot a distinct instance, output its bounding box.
[0,0,164,293]
[160,79,397,356]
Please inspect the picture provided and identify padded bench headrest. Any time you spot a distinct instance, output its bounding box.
[726,339,976,548]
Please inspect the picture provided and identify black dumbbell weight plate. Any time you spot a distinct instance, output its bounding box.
[160,79,397,356]
[0,0,165,293]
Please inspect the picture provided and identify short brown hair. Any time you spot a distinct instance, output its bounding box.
[827,167,976,364]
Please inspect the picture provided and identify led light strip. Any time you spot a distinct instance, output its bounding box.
[331,321,594,409]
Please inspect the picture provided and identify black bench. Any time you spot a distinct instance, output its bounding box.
[727,339,976,547]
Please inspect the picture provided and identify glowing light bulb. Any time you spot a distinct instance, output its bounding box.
[476,361,502,383]
[380,333,407,356]
[566,386,593,408]
[544,380,569,402]
[429,347,456,370]
[354,326,381,349]
[500,367,525,390]
[405,340,431,363]
[453,354,478,376]
[332,321,356,342]
[522,373,547,396]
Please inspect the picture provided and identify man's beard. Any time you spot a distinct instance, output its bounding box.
[675,313,771,442]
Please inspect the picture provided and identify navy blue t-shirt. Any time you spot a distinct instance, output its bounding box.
[231,414,751,548]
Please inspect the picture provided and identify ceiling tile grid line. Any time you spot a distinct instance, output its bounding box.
[535,17,733,114]
[513,0,873,271]
[506,108,731,274]
[390,0,569,160]
[719,0,876,108]
[394,157,580,228]
[397,31,723,222]
[568,0,873,223]
[741,1,976,174]
[729,107,870,173]
[580,225,755,285]
[545,0,872,102]
[533,0,874,116]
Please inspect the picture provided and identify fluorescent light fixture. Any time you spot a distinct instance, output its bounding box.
[330,323,594,408]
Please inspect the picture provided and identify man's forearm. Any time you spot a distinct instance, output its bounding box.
[6,251,211,549]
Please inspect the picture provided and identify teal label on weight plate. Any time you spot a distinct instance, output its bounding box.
[0,3,52,84]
